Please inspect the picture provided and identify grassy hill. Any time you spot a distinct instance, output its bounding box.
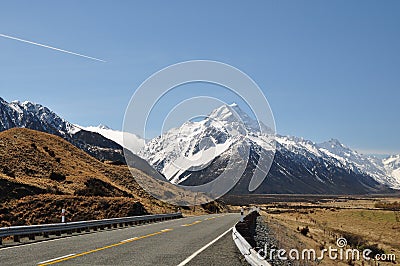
[0,128,220,226]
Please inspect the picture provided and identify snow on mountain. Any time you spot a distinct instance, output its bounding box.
[0,97,79,136]
[262,135,400,190]
[317,140,400,189]
[139,104,274,184]
[140,103,400,192]
[383,155,400,185]
[76,125,145,154]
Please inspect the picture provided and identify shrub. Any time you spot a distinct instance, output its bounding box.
[2,166,15,178]
[43,146,56,157]
[342,232,366,248]
[49,172,66,182]
[300,226,309,236]
[375,201,400,210]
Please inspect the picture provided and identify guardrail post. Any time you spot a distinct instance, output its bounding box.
[13,235,20,242]
[43,232,49,238]
[0,237,3,245]
[29,234,35,240]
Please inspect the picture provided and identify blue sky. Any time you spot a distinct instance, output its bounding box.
[0,1,399,154]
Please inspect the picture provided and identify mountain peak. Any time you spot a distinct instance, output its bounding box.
[7,100,51,115]
[328,138,343,146]
[319,138,347,149]
[207,103,261,132]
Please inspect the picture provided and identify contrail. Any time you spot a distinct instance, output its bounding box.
[0,33,106,62]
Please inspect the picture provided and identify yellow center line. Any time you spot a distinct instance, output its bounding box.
[37,229,173,265]
[204,217,216,221]
[181,220,202,227]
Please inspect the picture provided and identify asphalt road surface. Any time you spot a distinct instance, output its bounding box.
[0,213,247,266]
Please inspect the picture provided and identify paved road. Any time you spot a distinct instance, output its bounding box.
[0,213,246,266]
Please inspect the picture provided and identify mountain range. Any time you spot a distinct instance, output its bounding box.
[1,97,399,195]
[139,104,399,194]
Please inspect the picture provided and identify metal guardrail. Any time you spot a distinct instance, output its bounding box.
[0,212,182,245]
[232,211,270,266]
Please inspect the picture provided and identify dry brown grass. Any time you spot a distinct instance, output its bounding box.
[0,128,137,197]
[0,128,221,226]
[0,194,147,226]
[259,198,400,265]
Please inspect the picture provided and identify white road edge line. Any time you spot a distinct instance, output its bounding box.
[177,227,233,266]
[37,253,76,264]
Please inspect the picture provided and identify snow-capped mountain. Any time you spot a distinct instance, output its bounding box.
[0,98,78,135]
[140,103,398,194]
[77,124,144,154]
[139,103,274,184]
[0,97,127,162]
[317,140,400,189]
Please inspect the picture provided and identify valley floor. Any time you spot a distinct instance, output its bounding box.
[232,196,400,265]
